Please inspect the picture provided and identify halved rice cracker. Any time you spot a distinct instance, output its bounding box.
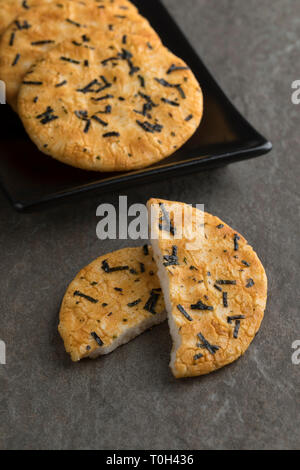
[18,32,202,171]
[147,198,268,378]
[58,246,166,362]
[0,0,138,36]
[0,0,157,109]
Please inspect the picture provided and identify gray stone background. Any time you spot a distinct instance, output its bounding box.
[0,0,299,450]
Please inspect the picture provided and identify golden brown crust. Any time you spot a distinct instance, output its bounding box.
[0,0,156,109]
[148,198,268,378]
[17,30,202,172]
[58,246,166,362]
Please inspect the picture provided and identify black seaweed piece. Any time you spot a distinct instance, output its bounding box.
[103,132,120,137]
[246,279,255,288]
[161,98,179,107]
[91,115,108,127]
[91,94,114,102]
[127,299,142,307]
[227,315,246,324]
[242,260,250,267]
[216,280,237,285]
[60,56,80,64]
[101,260,129,273]
[15,20,31,30]
[55,80,67,88]
[77,76,111,94]
[138,75,145,88]
[163,246,179,266]
[158,203,176,236]
[190,300,213,311]
[22,81,43,85]
[136,120,163,133]
[217,224,224,229]
[9,32,15,46]
[143,245,149,256]
[65,18,81,27]
[140,263,145,273]
[197,333,220,355]
[154,78,186,99]
[223,292,228,308]
[114,287,123,292]
[177,304,193,321]
[31,40,55,45]
[36,106,58,125]
[234,234,240,251]
[167,64,189,74]
[91,331,103,346]
[74,290,98,304]
[11,53,20,66]
[101,56,120,65]
[194,353,204,361]
[144,291,160,314]
[185,114,193,121]
[233,320,241,339]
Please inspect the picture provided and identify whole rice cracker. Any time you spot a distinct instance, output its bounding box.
[0,0,157,109]
[18,31,203,171]
[0,0,138,36]
[148,198,268,378]
[58,246,166,362]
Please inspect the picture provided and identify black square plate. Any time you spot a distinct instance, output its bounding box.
[0,0,271,211]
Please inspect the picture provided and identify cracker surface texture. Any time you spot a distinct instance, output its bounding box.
[148,198,268,378]
[59,246,166,362]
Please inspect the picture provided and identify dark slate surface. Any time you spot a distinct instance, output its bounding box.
[0,0,299,450]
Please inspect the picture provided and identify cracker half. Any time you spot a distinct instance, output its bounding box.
[148,198,268,378]
[58,246,166,361]
[0,0,156,109]
[18,31,202,171]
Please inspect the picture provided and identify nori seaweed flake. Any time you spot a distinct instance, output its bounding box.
[154,78,186,99]
[136,120,163,133]
[197,333,219,355]
[163,246,179,266]
[190,300,213,311]
[158,203,176,236]
[65,18,81,27]
[91,115,108,127]
[167,64,189,74]
[91,94,114,102]
[15,20,31,30]
[185,114,193,121]
[101,260,129,273]
[140,263,145,273]
[216,280,237,285]
[138,75,145,88]
[144,290,160,314]
[114,287,123,292]
[22,0,29,9]
[223,292,228,308]
[22,80,43,85]
[227,315,246,324]
[177,304,193,321]
[246,278,255,288]
[31,40,55,46]
[74,290,98,304]
[242,260,250,267]
[91,331,103,346]
[161,97,179,107]
[77,76,111,94]
[103,132,120,137]
[127,299,142,307]
[11,53,20,66]
[60,56,80,65]
[143,245,149,256]
[55,80,67,88]
[217,224,224,229]
[194,353,204,361]
[36,106,58,125]
[234,234,240,251]
[233,320,241,339]
[9,32,15,46]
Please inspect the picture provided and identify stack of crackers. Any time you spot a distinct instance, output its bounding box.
[0,0,203,172]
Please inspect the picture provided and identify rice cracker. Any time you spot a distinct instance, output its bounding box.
[148,198,268,378]
[18,31,203,171]
[58,246,166,362]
